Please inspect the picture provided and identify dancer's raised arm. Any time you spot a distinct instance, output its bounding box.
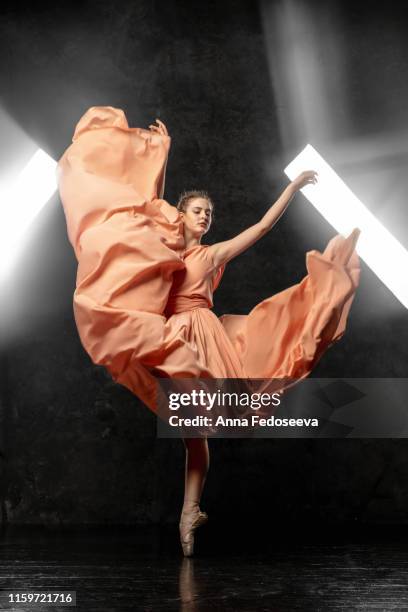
[208,170,317,267]
[149,118,169,199]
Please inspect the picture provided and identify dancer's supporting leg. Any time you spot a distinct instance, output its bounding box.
[179,437,209,556]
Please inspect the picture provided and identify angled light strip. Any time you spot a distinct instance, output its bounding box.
[284,144,408,310]
[0,149,57,281]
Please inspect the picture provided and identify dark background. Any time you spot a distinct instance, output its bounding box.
[0,0,407,527]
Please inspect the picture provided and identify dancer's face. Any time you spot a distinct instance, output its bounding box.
[181,198,212,236]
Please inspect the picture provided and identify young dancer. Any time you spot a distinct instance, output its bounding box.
[57,107,360,556]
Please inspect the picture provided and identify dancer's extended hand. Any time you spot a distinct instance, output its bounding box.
[148,118,169,137]
[291,170,318,191]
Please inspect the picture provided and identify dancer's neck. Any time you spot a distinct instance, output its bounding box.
[183,231,202,251]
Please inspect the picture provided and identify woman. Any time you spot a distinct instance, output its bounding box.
[57,107,360,557]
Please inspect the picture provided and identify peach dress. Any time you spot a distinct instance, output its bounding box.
[57,106,360,415]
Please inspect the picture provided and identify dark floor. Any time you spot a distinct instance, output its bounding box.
[1,523,408,611]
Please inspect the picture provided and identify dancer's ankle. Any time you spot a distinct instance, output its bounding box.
[181,499,200,513]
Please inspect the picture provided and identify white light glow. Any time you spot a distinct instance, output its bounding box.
[285,144,408,309]
[0,149,57,281]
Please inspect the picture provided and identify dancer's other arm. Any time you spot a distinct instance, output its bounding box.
[208,170,318,268]
[157,158,168,199]
[149,118,169,199]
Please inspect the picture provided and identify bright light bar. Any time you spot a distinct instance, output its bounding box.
[284,144,408,310]
[0,149,57,281]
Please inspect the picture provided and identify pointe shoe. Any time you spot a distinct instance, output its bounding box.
[179,507,208,557]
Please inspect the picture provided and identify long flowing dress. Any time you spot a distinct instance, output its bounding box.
[56,106,360,417]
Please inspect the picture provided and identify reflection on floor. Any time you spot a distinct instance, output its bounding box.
[1,523,408,611]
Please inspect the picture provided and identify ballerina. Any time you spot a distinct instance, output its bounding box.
[57,107,360,557]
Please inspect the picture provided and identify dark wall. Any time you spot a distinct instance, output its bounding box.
[0,0,407,526]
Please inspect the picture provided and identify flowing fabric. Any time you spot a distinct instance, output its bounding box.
[57,106,360,416]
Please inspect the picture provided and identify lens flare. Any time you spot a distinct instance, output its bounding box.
[0,149,57,281]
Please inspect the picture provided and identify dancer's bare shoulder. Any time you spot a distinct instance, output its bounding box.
[206,222,268,267]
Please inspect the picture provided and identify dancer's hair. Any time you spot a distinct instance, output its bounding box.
[176,190,215,221]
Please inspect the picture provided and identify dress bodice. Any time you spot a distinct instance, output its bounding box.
[164,245,226,316]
